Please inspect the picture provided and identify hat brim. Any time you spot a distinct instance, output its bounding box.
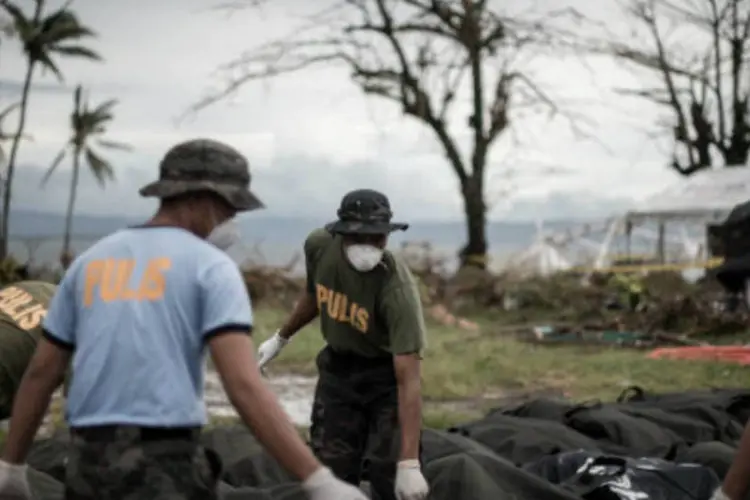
[139,179,263,212]
[325,220,409,235]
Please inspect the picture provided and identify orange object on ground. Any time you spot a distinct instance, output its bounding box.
[648,346,750,365]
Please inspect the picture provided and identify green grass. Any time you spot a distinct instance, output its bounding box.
[37,307,749,434]
[253,306,748,428]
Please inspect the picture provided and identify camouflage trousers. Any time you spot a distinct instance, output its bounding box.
[310,346,421,500]
[64,426,221,500]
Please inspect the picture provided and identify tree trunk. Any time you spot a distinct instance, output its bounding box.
[61,150,80,269]
[0,61,35,260]
[459,175,488,269]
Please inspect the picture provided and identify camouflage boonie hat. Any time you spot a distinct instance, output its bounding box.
[139,138,263,211]
[326,189,408,235]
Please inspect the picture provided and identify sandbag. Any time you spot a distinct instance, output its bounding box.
[223,455,294,488]
[28,467,63,500]
[617,387,750,425]
[494,397,574,423]
[452,414,601,465]
[265,484,306,500]
[563,405,685,458]
[221,483,306,500]
[201,426,264,468]
[525,450,719,500]
[222,486,274,500]
[616,406,728,444]
[420,428,495,464]
[425,450,580,500]
[675,442,737,480]
[27,431,69,482]
[201,426,292,488]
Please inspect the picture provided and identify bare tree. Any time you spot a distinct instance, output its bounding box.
[602,0,750,175]
[191,0,587,269]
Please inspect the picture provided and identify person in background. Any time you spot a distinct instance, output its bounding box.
[257,189,430,500]
[0,280,57,420]
[0,139,369,500]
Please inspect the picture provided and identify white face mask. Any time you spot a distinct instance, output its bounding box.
[207,218,241,251]
[345,244,384,272]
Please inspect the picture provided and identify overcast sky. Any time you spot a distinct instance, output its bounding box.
[0,0,691,222]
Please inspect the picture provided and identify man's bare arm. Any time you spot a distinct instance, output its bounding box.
[278,292,318,340]
[722,422,750,499]
[209,332,321,480]
[393,353,422,461]
[2,338,71,463]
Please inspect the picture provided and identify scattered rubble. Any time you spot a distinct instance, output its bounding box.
[233,243,746,344]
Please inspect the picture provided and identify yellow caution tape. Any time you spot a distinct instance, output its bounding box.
[572,257,725,274]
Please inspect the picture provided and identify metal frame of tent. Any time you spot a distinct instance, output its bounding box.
[503,167,750,276]
[618,166,750,265]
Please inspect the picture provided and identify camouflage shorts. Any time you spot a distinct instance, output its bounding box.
[310,347,421,500]
[64,426,221,500]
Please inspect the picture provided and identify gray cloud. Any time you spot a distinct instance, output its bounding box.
[0,0,676,225]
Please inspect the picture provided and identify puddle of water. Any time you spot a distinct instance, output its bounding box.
[205,371,317,426]
[17,373,316,436]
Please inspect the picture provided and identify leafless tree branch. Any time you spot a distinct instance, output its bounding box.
[594,0,750,175]
[191,0,591,267]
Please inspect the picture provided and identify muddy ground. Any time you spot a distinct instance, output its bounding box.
[29,369,563,435]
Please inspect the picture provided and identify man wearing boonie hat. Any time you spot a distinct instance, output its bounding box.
[0,139,369,500]
[257,189,430,500]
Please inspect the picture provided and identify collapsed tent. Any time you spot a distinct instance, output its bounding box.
[21,386,750,500]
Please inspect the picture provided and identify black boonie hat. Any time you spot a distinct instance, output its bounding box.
[139,138,263,211]
[326,189,408,235]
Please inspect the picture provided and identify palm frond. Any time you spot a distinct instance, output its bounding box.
[34,49,63,81]
[0,2,28,30]
[51,44,100,60]
[40,8,96,43]
[97,139,132,151]
[40,148,67,186]
[0,101,19,122]
[85,147,114,187]
[14,3,100,81]
[92,99,117,117]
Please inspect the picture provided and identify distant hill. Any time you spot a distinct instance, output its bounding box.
[4,209,607,268]
[7,209,584,243]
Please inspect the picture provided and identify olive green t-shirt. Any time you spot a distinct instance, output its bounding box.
[304,228,426,358]
[0,280,57,418]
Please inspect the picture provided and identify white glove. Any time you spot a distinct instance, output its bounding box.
[395,459,429,500]
[710,488,731,500]
[257,330,288,369]
[302,466,368,500]
[0,461,31,499]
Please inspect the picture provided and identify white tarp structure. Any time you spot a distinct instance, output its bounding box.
[500,221,574,276]
[506,240,573,276]
[626,166,750,224]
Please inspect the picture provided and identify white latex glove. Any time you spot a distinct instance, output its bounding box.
[395,459,429,500]
[0,461,31,499]
[710,488,731,500]
[257,330,288,369]
[302,467,368,500]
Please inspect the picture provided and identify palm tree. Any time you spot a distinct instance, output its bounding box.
[42,85,130,268]
[0,102,32,202]
[0,102,21,168]
[0,0,101,258]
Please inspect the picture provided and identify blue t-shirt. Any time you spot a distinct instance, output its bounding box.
[42,226,253,427]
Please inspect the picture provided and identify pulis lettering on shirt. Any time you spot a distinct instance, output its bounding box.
[83,258,171,306]
[0,286,47,330]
